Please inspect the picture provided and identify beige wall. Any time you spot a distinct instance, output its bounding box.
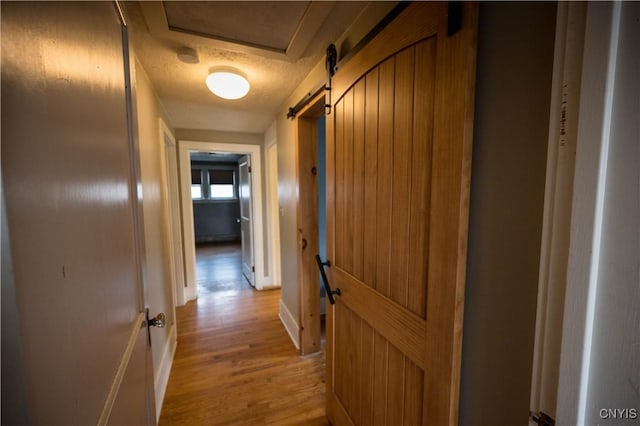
[175,128,262,145]
[134,56,177,413]
[459,3,557,424]
[274,1,398,331]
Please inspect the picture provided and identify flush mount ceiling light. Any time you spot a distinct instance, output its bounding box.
[205,71,250,100]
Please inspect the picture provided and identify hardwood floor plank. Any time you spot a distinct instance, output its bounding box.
[160,243,327,425]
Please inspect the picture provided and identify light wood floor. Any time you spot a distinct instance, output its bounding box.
[159,243,328,425]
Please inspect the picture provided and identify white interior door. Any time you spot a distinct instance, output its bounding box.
[239,156,255,286]
[1,2,155,424]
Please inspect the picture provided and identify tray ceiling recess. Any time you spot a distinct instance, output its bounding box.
[139,1,336,61]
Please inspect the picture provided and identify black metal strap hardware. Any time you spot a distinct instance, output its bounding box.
[448,1,463,36]
[326,44,338,77]
[286,2,410,120]
[316,254,341,305]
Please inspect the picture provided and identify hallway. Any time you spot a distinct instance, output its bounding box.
[159,243,327,425]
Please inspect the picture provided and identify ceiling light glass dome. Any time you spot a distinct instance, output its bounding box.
[205,71,250,100]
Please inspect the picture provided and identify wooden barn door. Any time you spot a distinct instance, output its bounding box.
[325,3,478,425]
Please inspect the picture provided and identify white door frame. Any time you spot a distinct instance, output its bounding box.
[178,140,267,301]
[529,1,587,421]
[265,142,281,287]
[531,2,625,425]
[159,119,186,307]
[556,3,622,424]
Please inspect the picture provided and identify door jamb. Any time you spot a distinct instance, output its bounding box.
[529,2,586,420]
[265,143,281,288]
[295,93,325,355]
[530,3,625,424]
[159,119,186,307]
[555,3,623,424]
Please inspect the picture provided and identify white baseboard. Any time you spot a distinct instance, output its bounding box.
[154,324,177,422]
[184,283,197,303]
[278,299,300,350]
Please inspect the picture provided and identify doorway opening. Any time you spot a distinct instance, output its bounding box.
[295,93,326,355]
[177,141,270,304]
[189,151,254,296]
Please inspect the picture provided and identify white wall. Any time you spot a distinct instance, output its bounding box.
[134,57,177,419]
[582,3,639,423]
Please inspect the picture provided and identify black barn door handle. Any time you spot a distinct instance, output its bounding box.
[316,255,341,305]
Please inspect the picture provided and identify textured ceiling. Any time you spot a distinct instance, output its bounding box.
[124,1,370,134]
[163,1,310,52]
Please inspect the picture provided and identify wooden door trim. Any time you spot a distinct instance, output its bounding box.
[325,99,337,415]
[295,92,325,355]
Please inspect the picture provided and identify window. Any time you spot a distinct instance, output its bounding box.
[209,169,235,199]
[191,166,237,200]
[191,169,202,199]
